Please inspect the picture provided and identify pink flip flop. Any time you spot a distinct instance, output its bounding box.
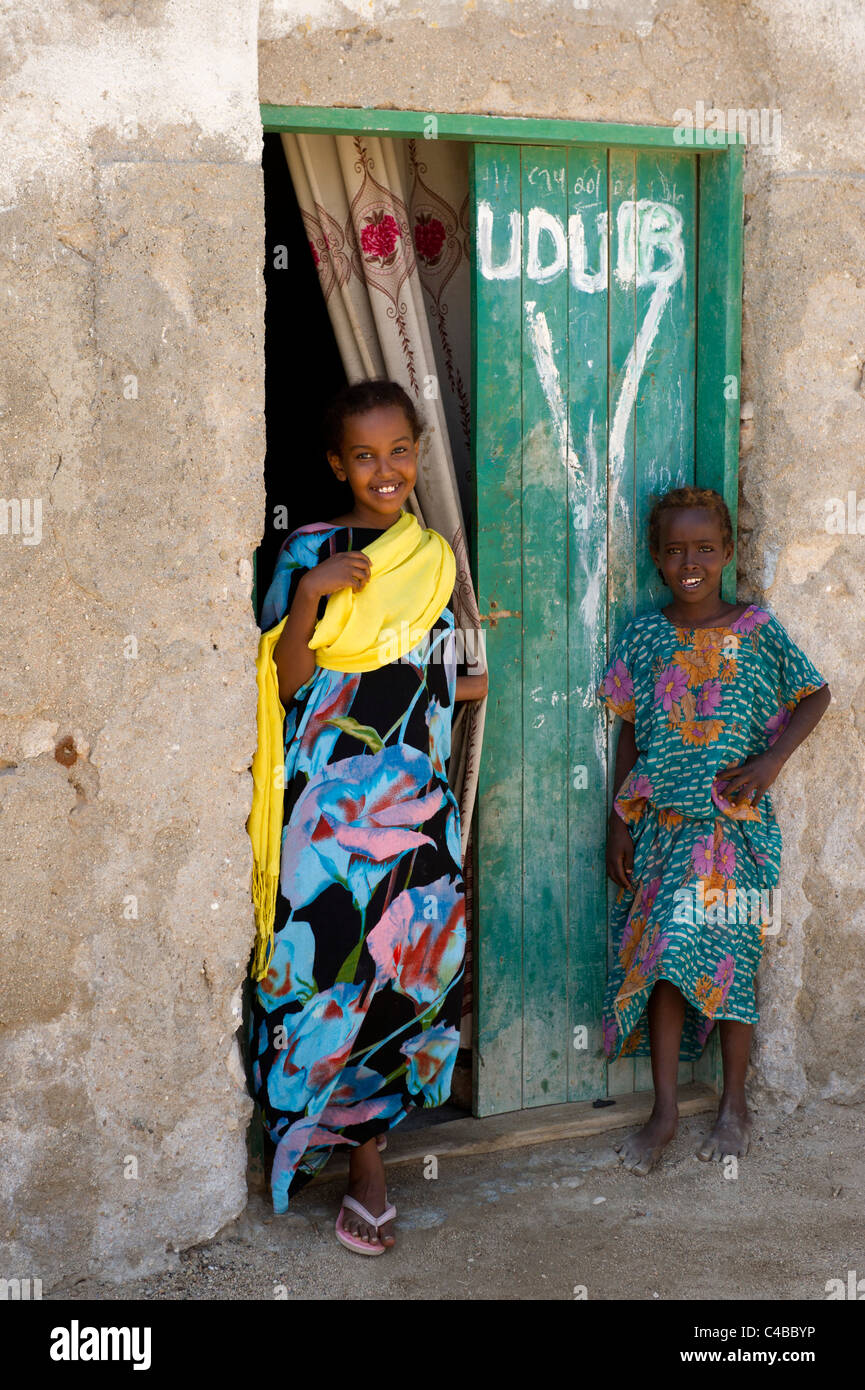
[335,1195,397,1256]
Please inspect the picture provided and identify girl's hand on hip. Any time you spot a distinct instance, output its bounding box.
[715,750,782,807]
[606,813,635,890]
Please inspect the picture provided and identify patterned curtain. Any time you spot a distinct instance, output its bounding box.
[280,132,485,1039]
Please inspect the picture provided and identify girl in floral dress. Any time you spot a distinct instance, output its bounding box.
[248,379,487,1252]
[597,487,830,1175]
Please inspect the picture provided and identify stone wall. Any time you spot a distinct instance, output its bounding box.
[1,0,862,1287]
[0,2,266,1286]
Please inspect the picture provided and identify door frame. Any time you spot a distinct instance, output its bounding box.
[259,103,745,1115]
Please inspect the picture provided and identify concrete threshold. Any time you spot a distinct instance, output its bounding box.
[316,1082,718,1181]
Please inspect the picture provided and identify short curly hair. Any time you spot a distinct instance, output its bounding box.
[322,378,424,456]
[648,486,733,556]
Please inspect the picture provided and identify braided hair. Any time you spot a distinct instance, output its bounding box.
[323,379,424,456]
[649,486,733,553]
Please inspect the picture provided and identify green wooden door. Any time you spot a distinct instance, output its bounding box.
[470,140,742,1116]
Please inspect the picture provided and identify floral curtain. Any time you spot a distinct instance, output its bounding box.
[280,131,485,1039]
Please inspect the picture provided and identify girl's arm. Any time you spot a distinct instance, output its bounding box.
[607,719,641,889]
[762,683,831,766]
[718,683,831,805]
[612,716,640,792]
[454,672,488,703]
[273,552,372,705]
[272,576,322,705]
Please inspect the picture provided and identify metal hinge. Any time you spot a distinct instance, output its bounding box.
[478,608,521,629]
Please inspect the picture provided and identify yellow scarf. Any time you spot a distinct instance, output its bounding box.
[247,615,287,981]
[247,513,455,980]
[309,512,455,671]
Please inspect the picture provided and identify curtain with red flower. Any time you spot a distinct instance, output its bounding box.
[280,131,485,1039]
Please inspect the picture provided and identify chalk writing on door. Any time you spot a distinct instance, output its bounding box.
[608,201,685,495]
[477,197,684,290]
[479,197,685,493]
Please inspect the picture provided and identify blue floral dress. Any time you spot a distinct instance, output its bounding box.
[249,523,465,1213]
[597,604,826,1061]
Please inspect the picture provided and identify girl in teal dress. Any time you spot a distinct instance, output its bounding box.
[597,486,830,1174]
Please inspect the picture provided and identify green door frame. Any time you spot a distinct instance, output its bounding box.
[259,103,745,1116]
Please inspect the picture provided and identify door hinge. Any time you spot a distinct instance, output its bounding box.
[478,608,521,629]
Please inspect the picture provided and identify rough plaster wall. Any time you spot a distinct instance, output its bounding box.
[259,0,864,1108]
[0,3,265,1286]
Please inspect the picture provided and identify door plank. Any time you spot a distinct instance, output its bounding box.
[634,149,697,606]
[471,143,525,1115]
[696,147,744,603]
[605,148,638,1096]
[565,144,610,1101]
[520,146,570,1106]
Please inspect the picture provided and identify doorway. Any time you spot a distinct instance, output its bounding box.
[254,105,744,1129]
[246,134,473,1192]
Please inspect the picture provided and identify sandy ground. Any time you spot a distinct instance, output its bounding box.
[49,1098,865,1302]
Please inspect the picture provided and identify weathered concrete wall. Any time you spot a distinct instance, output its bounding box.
[2,0,863,1289]
[0,3,265,1287]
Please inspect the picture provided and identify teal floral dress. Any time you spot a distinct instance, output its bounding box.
[597,604,826,1061]
[248,524,465,1214]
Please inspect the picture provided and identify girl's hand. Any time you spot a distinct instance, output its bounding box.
[715,751,782,808]
[303,552,372,599]
[606,813,634,890]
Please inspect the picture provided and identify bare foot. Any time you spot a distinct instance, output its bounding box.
[697,1102,751,1161]
[614,1108,678,1175]
[342,1138,395,1248]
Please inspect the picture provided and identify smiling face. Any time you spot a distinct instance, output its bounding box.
[327,404,419,526]
[652,506,734,605]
